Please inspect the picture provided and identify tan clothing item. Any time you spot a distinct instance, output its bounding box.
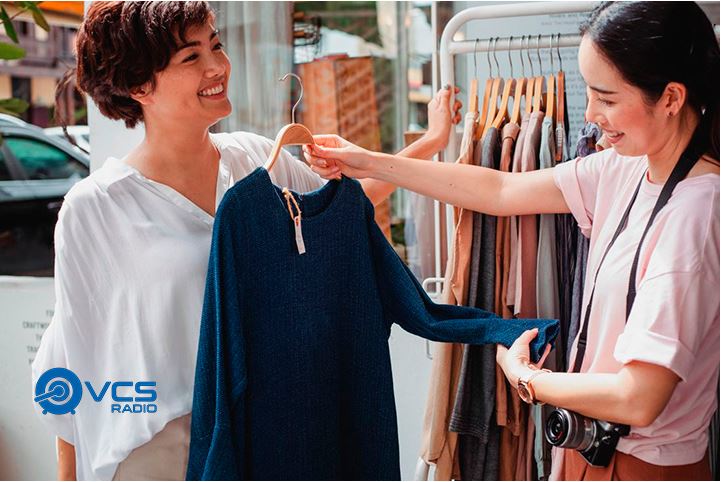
[506,113,530,309]
[494,122,528,481]
[514,111,544,318]
[419,112,477,480]
[112,414,191,481]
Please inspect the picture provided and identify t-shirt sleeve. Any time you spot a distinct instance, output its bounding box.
[552,151,609,238]
[229,131,325,193]
[614,186,720,382]
[613,269,716,382]
[31,200,90,444]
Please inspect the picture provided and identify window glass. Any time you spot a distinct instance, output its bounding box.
[4,137,87,180]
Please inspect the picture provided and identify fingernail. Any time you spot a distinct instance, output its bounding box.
[444,84,450,90]
[320,161,327,168]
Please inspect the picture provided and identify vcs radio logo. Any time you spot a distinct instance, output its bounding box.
[34,367,158,415]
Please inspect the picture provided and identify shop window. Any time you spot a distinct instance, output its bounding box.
[4,137,88,180]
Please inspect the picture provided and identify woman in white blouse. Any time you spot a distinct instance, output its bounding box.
[32,2,461,480]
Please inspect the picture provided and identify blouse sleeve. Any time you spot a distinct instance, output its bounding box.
[31,200,92,444]
[552,151,609,238]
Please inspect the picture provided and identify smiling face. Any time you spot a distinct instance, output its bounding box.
[133,19,232,130]
[578,35,673,157]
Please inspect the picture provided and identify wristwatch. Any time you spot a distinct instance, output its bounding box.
[517,367,551,405]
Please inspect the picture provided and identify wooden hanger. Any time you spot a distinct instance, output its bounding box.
[492,36,516,130]
[469,39,480,116]
[265,73,315,172]
[555,33,566,161]
[545,35,555,120]
[481,37,502,139]
[475,37,495,140]
[532,35,544,113]
[524,36,534,115]
[510,36,527,125]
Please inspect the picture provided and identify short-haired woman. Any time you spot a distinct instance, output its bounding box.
[32,2,460,480]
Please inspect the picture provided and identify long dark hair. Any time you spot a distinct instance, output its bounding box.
[580,2,719,161]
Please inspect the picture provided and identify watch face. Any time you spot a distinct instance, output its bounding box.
[518,383,533,404]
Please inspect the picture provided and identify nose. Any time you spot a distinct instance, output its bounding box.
[203,52,227,79]
[584,96,606,127]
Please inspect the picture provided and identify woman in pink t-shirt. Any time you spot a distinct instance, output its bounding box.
[305,2,719,480]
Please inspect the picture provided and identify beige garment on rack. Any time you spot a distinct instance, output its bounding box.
[419,111,477,480]
[112,414,191,480]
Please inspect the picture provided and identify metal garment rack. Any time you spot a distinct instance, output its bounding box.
[415,2,595,480]
[420,1,595,301]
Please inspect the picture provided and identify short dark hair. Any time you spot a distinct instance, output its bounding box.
[60,1,214,129]
[580,2,720,160]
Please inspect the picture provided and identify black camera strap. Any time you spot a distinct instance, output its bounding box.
[571,128,707,373]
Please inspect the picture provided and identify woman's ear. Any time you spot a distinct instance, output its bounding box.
[660,82,687,117]
[129,83,153,105]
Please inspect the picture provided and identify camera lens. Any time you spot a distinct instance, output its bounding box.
[545,410,568,445]
[545,409,597,452]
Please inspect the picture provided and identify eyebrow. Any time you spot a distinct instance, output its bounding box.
[177,29,219,51]
[587,84,617,95]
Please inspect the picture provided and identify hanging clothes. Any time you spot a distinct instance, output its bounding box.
[534,115,561,480]
[186,168,560,480]
[449,126,501,481]
[493,121,523,482]
[506,113,530,311]
[515,111,543,319]
[419,111,478,481]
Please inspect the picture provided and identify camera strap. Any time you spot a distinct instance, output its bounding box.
[571,127,707,373]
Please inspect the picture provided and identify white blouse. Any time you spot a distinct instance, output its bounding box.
[31,131,325,480]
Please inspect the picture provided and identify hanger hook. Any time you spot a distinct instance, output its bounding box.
[279,72,303,124]
[536,34,542,74]
[519,35,526,77]
[507,35,513,78]
[492,37,500,75]
[526,35,534,77]
[473,38,480,76]
[549,34,554,72]
[556,33,563,70]
[486,37,492,75]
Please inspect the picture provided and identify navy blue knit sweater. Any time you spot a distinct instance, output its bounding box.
[186,168,558,480]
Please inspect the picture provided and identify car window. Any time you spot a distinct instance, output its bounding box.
[4,136,88,180]
[0,147,11,180]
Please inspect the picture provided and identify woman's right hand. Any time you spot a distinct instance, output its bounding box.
[303,135,375,180]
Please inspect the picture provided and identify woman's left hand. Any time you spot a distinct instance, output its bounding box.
[496,328,552,386]
[424,85,463,152]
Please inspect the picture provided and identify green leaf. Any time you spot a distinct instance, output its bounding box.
[31,10,50,32]
[0,7,18,43]
[26,3,50,32]
[0,41,25,60]
[0,98,30,115]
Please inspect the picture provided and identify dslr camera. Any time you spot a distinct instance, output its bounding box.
[545,408,630,467]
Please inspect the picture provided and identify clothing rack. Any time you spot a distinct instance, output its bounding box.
[416,3,595,479]
[421,2,595,300]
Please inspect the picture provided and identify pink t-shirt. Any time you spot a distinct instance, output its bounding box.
[553,148,720,466]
